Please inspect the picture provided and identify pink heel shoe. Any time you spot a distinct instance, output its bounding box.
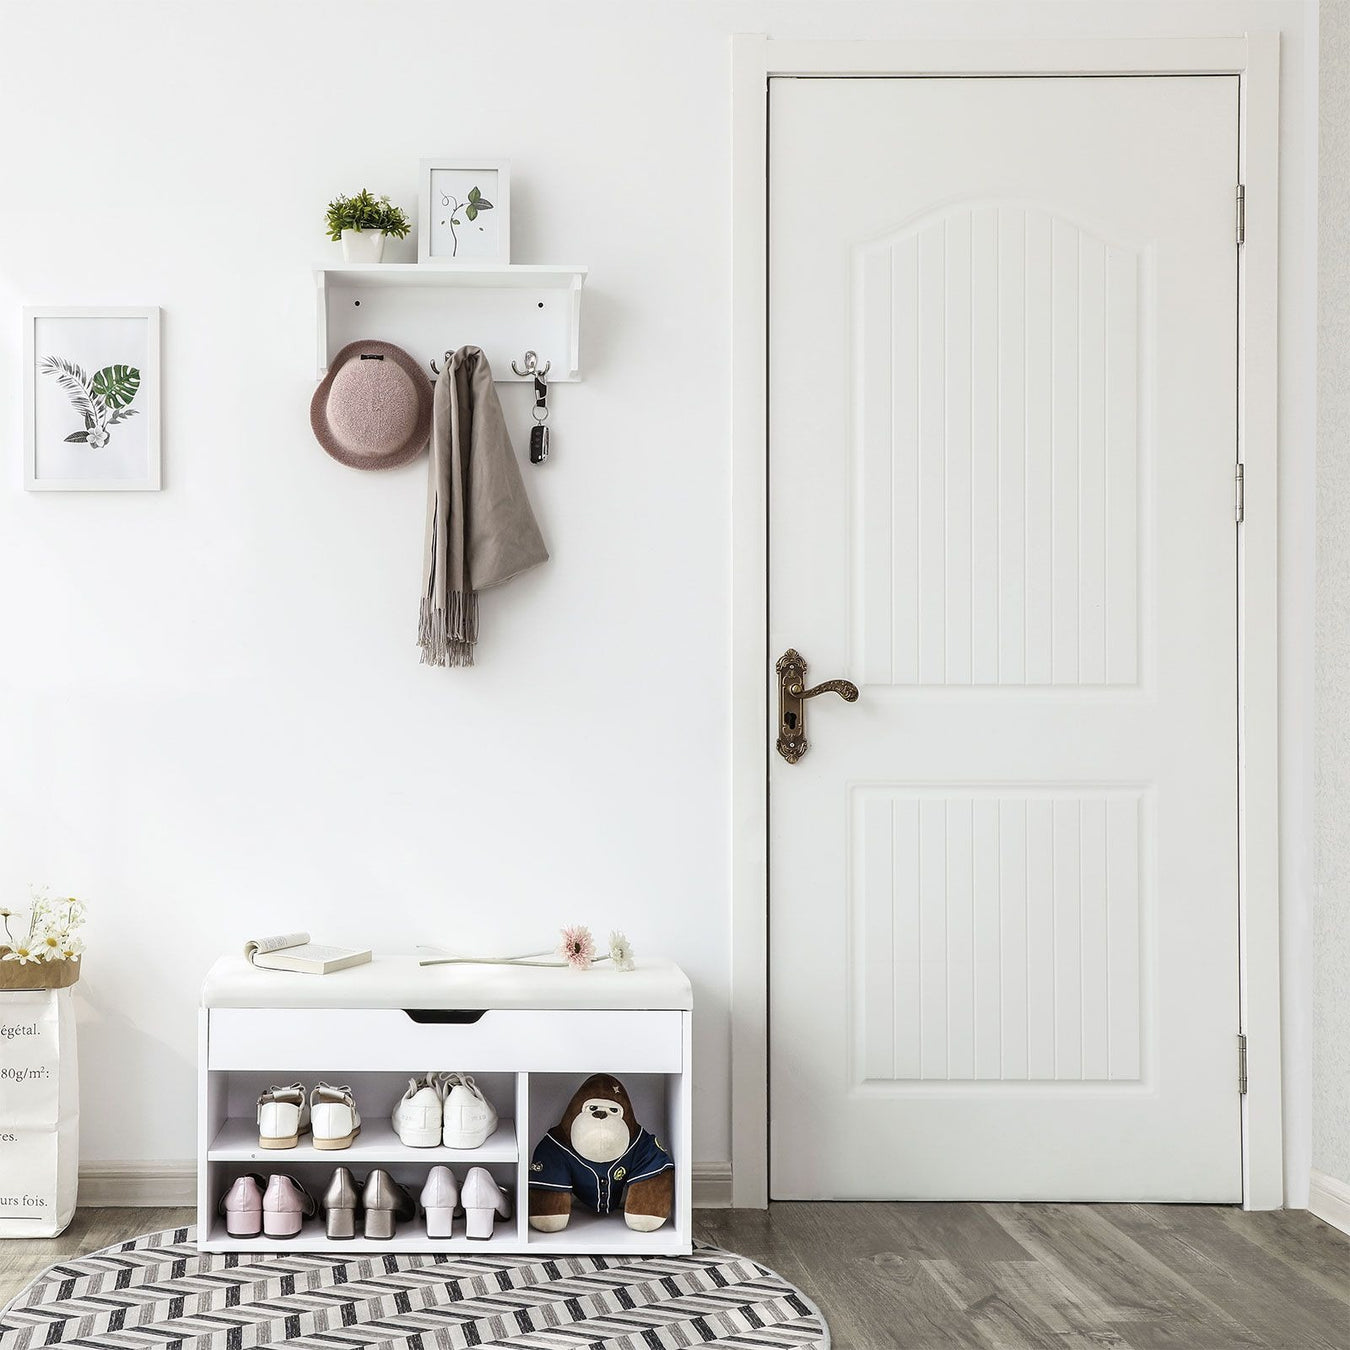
[263,1174,316,1238]
[220,1173,265,1237]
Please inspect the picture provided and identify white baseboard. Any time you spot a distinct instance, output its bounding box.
[692,1162,733,1208]
[1309,1169,1350,1238]
[80,1161,196,1207]
[81,1161,736,1211]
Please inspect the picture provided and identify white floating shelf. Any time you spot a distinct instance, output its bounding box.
[314,263,586,382]
[208,1116,518,1165]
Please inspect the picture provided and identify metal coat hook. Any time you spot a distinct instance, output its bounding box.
[429,350,553,383]
[427,350,554,463]
[511,350,551,378]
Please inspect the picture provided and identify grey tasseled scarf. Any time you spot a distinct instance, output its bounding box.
[418,347,549,667]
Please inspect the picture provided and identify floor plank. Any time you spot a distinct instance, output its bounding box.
[0,1202,1346,1350]
[1099,1203,1350,1350]
[990,1260,1133,1347]
[1211,1204,1350,1305]
[919,1257,1070,1349]
[988,1203,1266,1344]
[733,1203,947,1348]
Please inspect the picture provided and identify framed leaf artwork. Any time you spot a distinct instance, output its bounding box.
[417,159,510,265]
[23,307,161,491]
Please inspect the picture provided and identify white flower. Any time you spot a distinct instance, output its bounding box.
[36,932,64,961]
[608,930,636,972]
[2,944,39,964]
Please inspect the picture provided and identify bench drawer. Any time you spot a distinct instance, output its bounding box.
[207,1008,684,1073]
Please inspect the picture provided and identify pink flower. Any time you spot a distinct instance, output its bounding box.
[559,925,596,971]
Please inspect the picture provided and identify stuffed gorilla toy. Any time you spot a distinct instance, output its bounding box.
[528,1074,675,1232]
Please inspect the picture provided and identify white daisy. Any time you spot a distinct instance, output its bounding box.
[608,930,636,972]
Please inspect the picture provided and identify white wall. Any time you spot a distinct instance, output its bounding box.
[1315,0,1350,1196]
[0,0,1317,1195]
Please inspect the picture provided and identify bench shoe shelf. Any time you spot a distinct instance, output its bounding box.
[198,956,692,1256]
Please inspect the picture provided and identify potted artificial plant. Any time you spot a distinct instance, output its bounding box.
[325,189,412,263]
[0,894,86,990]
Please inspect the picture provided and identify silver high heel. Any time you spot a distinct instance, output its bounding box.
[323,1166,360,1240]
[362,1168,415,1240]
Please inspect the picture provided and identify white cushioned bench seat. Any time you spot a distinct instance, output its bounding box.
[201,954,692,1011]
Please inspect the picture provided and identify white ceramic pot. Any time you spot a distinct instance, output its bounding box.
[340,228,386,263]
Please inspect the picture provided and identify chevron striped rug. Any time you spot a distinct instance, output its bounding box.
[0,1226,828,1349]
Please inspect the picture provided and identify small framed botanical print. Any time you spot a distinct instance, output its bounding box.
[417,159,510,265]
[23,306,161,491]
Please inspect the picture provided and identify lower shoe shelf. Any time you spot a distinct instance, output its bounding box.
[201,1219,520,1255]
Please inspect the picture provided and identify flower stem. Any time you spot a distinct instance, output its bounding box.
[417,954,617,970]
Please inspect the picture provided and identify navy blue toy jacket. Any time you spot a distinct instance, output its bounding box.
[529,1127,674,1215]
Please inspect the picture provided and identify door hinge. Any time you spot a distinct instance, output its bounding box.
[1238,1033,1249,1095]
[1235,462,1245,523]
[1236,184,1246,246]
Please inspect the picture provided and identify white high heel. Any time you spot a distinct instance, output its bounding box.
[420,1165,460,1238]
[460,1165,511,1240]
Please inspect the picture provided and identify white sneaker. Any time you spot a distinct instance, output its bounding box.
[257,1083,310,1149]
[393,1073,444,1148]
[310,1083,361,1150]
[441,1074,498,1149]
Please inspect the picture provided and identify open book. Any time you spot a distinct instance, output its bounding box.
[243,932,371,975]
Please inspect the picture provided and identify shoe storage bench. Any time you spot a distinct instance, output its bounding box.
[198,956,693,1256]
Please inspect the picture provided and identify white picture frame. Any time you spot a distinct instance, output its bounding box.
[23,306,161,492]
[417,158,511,265]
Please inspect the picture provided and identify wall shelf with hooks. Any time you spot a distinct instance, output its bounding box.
[313,263,587,383]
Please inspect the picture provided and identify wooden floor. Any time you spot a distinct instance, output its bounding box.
[1,1204,1347,1348]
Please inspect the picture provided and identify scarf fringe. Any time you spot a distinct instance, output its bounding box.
[418,590,479,668]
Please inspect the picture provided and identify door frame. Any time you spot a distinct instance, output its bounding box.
[730,34,1282,1209]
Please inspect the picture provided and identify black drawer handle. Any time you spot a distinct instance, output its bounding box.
[402,1009,488,1024]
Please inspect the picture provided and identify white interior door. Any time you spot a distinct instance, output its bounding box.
[768,76,1241,1201]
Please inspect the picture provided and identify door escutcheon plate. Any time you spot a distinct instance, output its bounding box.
[776,648,859,764]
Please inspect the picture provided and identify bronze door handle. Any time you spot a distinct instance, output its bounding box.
[776,649,859,764]
[786,677,860,702]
